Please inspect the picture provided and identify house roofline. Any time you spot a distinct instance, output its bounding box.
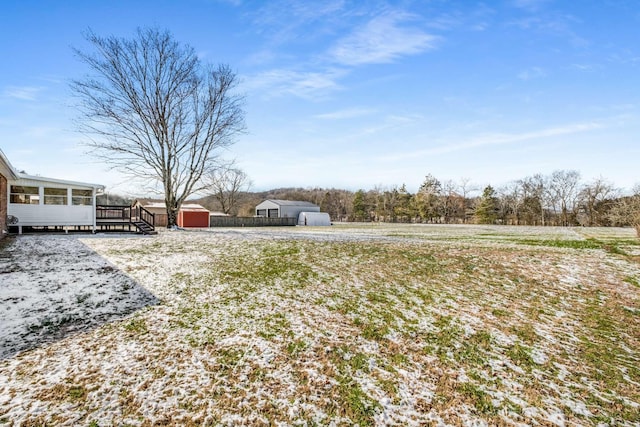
[0,148,19,180]
[1,148,105,190]
[16,173,106,191]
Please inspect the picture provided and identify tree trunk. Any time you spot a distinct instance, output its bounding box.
[167,206,179,228]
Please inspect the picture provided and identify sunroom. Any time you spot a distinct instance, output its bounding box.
[8,174,105,233]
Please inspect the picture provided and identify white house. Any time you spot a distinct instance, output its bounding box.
[3,151,105,233]
[255,199,320,219]
[0,150,18,238]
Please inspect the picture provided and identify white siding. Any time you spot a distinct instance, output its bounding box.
[255,200,280,211]
[280,205,320,218]
[8,204,95,226]
[7,177,100,227]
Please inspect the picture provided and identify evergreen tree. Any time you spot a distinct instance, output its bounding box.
[352,189,368,221]
[475,185,499,224]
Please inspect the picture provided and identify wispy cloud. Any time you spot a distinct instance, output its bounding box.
[314,107,376,120]
[571,63,598,72]
[329,11,438,66]
[3,86,43,101]
[511,0,550,11]
[243,68,346,100]
[251,0,347,45]
[508,13,588,48]
[517,66,547,80]
[385,122,603,161]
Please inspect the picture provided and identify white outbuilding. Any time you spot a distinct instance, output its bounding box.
[255,199,320,219]
[297,211,331,226]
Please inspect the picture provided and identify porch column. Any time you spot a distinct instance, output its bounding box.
[92,188,97,233]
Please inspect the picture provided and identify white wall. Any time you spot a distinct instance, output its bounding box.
[8,204,94,226]
[7,177,98,227]
[281,204,320,218]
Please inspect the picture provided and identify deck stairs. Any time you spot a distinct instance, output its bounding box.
[132,220,157,235]
[96,205,157,234]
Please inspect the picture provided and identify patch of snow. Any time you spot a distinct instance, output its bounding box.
[531,347,548,365]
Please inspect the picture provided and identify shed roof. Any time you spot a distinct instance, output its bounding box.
[265,199,319,207]
[180,204,209,212]
[143,201,209,212]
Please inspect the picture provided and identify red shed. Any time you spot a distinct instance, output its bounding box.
[177,204,210,228]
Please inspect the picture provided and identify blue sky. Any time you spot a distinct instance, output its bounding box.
[1,0,638,196]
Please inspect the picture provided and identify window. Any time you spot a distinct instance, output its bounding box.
[44,187,68,205]
[9,186,39,204]
[72,189,93,206]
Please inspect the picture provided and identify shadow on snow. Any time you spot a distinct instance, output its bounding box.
[0,235,158,360]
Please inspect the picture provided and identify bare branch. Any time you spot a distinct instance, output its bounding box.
[71,27,245,226]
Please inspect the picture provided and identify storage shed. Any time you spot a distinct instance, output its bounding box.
[298,211,331,226]
[177,204,210,228]
[255,199,320,219]
[132,201,168,227]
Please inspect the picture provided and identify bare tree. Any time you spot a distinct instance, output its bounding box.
[206,164,252,216]
[71,28,245,227]
[519,174,547,226]
[497,181,523,225]
[577,177,618,226]
[457,177,478,223]
[547,170,581,226]
[608,184,640,237]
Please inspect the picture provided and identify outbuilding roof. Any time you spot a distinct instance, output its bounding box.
[265,199,319,207]
[142,201,209,212]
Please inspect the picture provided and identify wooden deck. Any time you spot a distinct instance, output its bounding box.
[96,205,156,234]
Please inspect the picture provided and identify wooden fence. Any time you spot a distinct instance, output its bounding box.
[209,217,296,227]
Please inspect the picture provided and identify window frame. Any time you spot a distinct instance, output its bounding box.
[72,189,93,206]
[43,187,68,205]
[9,185,40,205]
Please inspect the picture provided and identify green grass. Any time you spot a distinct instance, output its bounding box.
[516,238,602,249]
[60,224,640,425]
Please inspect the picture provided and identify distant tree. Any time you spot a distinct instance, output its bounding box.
[608,184,640,237]
[577,177,617,226]
[497,182,522,225]
[71,28,245,227]
[457,177,478,223]
[321,190,345,221]
[414,174,442,223]
[205,164,252,216]
[441,179,463,223]
[518,174,547,225]
[475,185,499,224]
[352,189,368,221]
[547,170,581,226]
[381,186,401,222]
[96,192,132,206]
[394,184,414,222]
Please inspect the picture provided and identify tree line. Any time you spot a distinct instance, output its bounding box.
[197,170,639,235]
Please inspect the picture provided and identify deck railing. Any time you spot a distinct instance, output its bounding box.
[96,205,155,232]
[136,206,155,228]
[96,205,131,222]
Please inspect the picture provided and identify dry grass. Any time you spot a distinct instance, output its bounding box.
[0,224,638,426]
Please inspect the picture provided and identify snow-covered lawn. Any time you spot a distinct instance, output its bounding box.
[0,224,638,426]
